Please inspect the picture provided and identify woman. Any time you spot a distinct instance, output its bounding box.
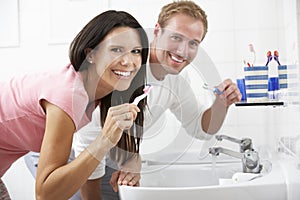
[0,10,149,200]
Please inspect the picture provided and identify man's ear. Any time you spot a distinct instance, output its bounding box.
[154,23,161,36]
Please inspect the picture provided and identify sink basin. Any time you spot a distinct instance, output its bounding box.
[140,162,241,187]
[119,159,286,200]
[142,150,240,165]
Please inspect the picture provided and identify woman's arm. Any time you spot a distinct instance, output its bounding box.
[35,100,106,200]
[35,101,140,200]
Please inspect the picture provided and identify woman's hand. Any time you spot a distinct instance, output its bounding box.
[101,103,140,147]
[86,103,140,162]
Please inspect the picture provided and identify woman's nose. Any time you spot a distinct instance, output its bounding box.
[120,53,133,66]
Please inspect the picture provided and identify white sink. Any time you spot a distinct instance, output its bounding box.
[119,158,286,200]
[139,162,241,187]
[143,151,239,165]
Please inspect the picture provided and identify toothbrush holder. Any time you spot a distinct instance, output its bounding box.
[244,66,269,102]
[278,65,287,89]
[278,64,299,102]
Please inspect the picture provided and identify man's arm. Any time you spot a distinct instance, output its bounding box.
[202,79,241,134]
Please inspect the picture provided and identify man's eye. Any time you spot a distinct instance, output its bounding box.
[189,41,199,48]
[170,35,181,41]
[131,49,142,54]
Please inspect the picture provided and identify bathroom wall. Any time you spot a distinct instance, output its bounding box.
[198,0,300,152]
[1,0,299,199]
[140,0,300,159]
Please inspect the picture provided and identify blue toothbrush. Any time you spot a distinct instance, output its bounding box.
[203,83,223,94]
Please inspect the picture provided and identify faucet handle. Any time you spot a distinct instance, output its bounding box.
[240,138,253,152]
[242,149,261,173]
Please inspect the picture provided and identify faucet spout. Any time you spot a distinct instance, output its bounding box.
[209,147,243,159]
[215,135,242,144]
[215,134,253,152]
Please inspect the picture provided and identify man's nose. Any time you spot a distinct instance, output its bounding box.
[175,41,189,58]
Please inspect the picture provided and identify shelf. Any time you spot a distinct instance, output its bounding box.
[235,101,285,107]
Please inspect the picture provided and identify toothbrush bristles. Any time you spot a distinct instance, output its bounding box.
[248,43,256,66]
[249,44,255,52]
[143,84,153,93]
[132,84,153,105]
[203,83,222,94]
[273,50,281,65]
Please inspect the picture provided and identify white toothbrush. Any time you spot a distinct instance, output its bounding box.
[132,84,153,105]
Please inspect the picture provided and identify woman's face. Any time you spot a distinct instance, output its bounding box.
[90,27,143,92]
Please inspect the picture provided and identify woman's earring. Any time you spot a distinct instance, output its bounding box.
[89,60,93,64]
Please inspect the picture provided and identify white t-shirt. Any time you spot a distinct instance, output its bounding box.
[73,66,213,179]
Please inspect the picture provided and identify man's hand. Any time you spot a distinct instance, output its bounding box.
[110,154,142,192]
[214,79,242,107]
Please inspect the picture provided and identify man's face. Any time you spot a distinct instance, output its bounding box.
[154,13,205,75]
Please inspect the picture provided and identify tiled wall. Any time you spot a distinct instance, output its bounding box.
[0,0,298,155]
[0,0,299,159]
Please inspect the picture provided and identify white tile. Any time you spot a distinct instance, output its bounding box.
[214,62,237,80]
[202,30,236,63]
[196,0,235,31]
[233,0,282,30]
[0,0,19,47]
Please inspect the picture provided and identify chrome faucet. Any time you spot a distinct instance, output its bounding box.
[209,147,262,173]
[215,134,253,153]
[210,135,262,173]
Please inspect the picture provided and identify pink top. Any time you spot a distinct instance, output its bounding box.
[0,64,90,177]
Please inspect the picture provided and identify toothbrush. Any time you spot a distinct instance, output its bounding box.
[243,60,251,67]
[265,51,273,66]
[203,83,223,95]
[132,84,153,105]
[273,50,281,66]
[248,44,256,66]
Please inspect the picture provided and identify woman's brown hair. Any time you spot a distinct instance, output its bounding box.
[69,10,149,165]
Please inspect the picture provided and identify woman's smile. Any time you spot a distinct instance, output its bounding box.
[112,69,133,79]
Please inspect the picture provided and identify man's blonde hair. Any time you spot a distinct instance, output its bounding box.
[157,0,208,40]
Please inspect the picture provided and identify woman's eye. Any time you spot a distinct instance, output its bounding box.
[111,48,122,53]
[131,49,142,54]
